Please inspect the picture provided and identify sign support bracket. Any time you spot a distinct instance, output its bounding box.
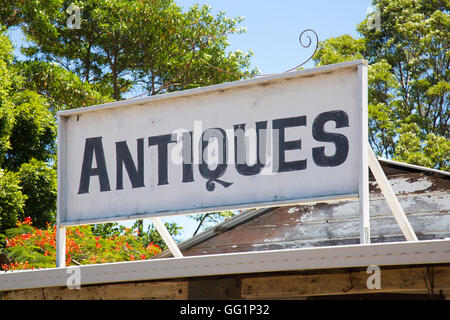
[151,217,183,258]
[56,225,66,268]
[367,146,418,242]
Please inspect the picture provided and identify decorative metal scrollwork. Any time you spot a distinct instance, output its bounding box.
[282,29,319,73]
[131,29,319,99]
[196,28,319,78]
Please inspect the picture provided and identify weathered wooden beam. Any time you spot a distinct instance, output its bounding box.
[241,265,450,299]
[2,280,188,300]
[3,265,450,300]
[187,277,242,300]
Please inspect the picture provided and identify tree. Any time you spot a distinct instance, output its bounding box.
[136,221,182,250]
[15,60,112,113]
[359,0,448,136]
[314,34,365,66]
[0,169,26,235]
[189,211,236,236]
[0,23,111,236]
[11,0,255,100]
[4,90,56,171]
[16,159,57,229]
[314,0,449,170]
[0,26,14,166]
[0,1,21,28]
[0,27,59,235]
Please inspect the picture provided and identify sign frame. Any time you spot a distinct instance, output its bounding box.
[56,59,370,266]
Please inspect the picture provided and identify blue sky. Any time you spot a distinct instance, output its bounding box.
[8,0,374,242]
[176,0,374,73]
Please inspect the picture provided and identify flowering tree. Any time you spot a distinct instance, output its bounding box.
[0,217,161,270]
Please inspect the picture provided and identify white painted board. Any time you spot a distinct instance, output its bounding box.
[57,60,368,226]
[2,239,450,291]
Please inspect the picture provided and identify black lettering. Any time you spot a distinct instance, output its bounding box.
[272,116,307,172]
[78,137,110,194]
[312,110,349,167]
[148,134,176,185]
[182,131,194,183]
[199,128,232,191]
[116,138,144,190]
[234,121,267,176]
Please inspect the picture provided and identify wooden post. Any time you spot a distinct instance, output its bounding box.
[358,63,370,244]
[368,146,418,241]
[151,217,183,258]
[56,114,66,268]
[56,225,66,267]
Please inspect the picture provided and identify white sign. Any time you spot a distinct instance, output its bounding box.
[57,60,368,226]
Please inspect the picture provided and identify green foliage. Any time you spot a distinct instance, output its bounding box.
[0,28,57,172]
[15,60,112,112]
[189,211,237,236]
[131,2,256,94]
[16,159,57,228]
[139,221,182,250]
[0,27,14,166]
[0,104,12,166]
[0,169,26,235]
[314,0,449,170]
[393,123,450,171]
[4,90,56,171]
[0,1,22,28]
[92,222,127,238]
[0,26,59,237]
[358,0,449,138]
[92,220,182,251]
[313,34,365,66]
[11,0,255,101]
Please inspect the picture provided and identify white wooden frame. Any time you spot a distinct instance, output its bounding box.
[2,239,448,291]
[358,63,370,244]
[53,59,417,267]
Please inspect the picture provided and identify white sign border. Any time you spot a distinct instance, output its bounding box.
[55,60,369,266]
[56,59,368,227]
